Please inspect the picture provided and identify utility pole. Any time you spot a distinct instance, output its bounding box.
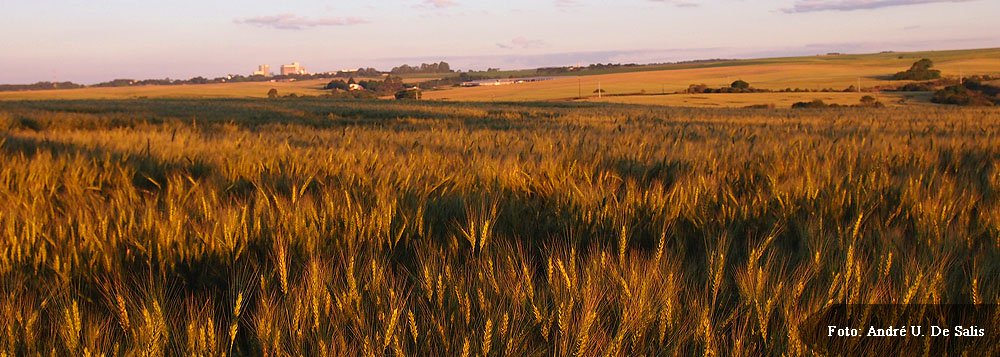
[857,77,861,92]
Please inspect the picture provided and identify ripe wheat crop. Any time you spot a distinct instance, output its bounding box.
[0,98,998,355]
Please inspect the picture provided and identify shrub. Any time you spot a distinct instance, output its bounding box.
[931,85,994,106]
[892,58,941,80]
[326,90,378,100]
[791,99,828,108]
[325,80,350,91]
[859,95,885,108]
[395,89,422,100]
[686,84,709,94]
[897,82,935,92]
[267,88,278,98]
[730,80,750,90]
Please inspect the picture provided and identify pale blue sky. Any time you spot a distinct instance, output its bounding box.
[1,0,997,84]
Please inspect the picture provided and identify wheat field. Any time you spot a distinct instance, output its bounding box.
[424,48,1000,104]
[0,98,998,355]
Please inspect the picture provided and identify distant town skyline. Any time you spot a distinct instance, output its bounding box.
[2,0,997,84]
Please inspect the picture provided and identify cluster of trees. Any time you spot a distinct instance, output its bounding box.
[791,99,834,109]
[894,82,937,92]
[0,82,84,92]
[390,62,452,74]
[536,62,641,75]
[892,58,941,80]
[357,76,405,95]
[90,72,337,88]
[327,90,378,100]
[686,80,768,94]
[331,68,382,78]
[394,88,421,100]
[887,75,998,92]
[791,96,885,109]
[535,59,736,75]
[324,76,408,96]
[774,87,854,93]
[414,72,497,90]
[325,78,355,91]
[932,77,999,106]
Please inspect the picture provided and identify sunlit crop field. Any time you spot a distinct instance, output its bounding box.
[1,99,998,355]
[581,91,931,108]
[424,48,1000,103]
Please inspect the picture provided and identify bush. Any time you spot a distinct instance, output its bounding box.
[267,88,278,98]
[931,85,994,106]
[686,84,709,94]
[395,89,422,100]
[859,95,885,108]
[892,58,941,80]
[897,82,935,92]
[326,80,350,91]
[791,99,829,109]
[326,90,378,100]
[730,80,750,90]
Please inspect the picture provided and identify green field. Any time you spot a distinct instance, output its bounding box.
[1,98,998,354]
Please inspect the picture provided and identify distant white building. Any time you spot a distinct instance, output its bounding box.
[349,83,363,91]
[252,64,271,77]
[281,62,307,76]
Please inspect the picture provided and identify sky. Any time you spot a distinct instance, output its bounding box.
[1,0,998,84]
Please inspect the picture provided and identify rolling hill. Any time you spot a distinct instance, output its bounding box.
[2,48,998,107]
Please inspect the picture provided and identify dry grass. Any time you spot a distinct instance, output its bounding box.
[0,98,998,355]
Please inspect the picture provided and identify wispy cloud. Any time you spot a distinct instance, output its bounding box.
[235,14,369,30]
[419,0,458,8]
[648,0,700,7]
[555,0,580,7]
[497,37,548,49]
[783,0,975,13]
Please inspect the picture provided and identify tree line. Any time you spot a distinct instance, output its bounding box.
[390,62,453,75]
[0,82,84,92]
